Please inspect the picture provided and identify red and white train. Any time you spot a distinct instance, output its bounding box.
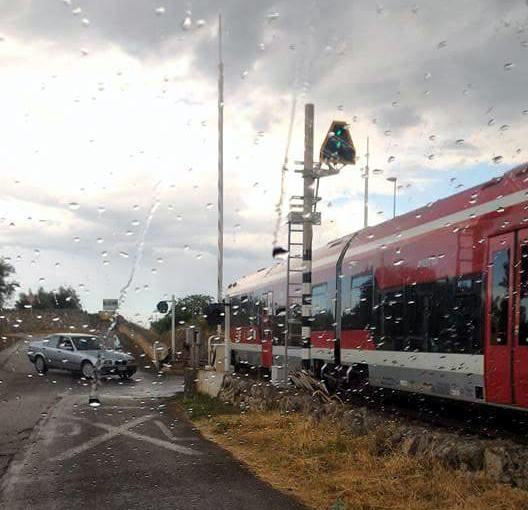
[226,163,528,410]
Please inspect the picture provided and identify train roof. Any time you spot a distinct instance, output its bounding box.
[227,162,528,296]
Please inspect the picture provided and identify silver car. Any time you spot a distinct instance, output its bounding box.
[27,333,137,379]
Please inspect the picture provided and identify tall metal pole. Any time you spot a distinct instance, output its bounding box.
[171,294,176,362]
[364,137,369,228]
[301,104,314,372]
[218,14,229,371]
[217,13,224,304]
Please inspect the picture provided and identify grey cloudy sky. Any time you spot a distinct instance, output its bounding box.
[0,0,527,325]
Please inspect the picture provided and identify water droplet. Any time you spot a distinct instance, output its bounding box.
[455,139,464,145]
[119,251,129,258]
[504,63,515,71]
[181,12,192,31]
[240,70,248,79]
[55,262,60,267]
[522,41,528,48]
[428,154,435,160]
[492,155,503,164]
[68,202,80,210]
[392,101,398,107]
[522,109,528,116]
[196,19,206,28]
[132,204,140,210]
[96,237,103,244]
[387,156,395,163]
[393,259,404,266]
[73,237,80,242]
[155,6,166,15]
[183,245,190,251]
[384,130,391,136]
[267,12,280,22]
[372,168,383,175]
[424,72,431,80]
[125,230,133,236]
[206,203,213,209]
[81,18,90,27]
[428,134,436,141]
[97,206,106,214]
[437,41,447,49]
[272,246,289,260]
[258,42,266,51]
[72,7,82,15]
[499,124,509,131]
[101,251,108,258]
[157,257,164,263]
[196,254,202,260]
[131,220,140,226]
[89,397,101,407]
[488,118,495,126]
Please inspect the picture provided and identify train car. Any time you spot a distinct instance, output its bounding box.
[226,162,528,410]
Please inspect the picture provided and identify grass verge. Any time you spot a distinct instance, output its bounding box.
[174,394,528,510]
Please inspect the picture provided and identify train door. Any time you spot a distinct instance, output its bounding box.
[513,229,528,407]
[261,291,273,367]
[485,233,514,404]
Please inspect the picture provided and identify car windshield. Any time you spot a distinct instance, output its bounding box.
[3,2,528,510]
[71,336,104,351]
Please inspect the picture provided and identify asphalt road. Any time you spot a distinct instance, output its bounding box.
[0,338,307,510]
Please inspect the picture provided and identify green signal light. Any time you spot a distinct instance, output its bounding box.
[336,141,341,148]
[336,130,342,136]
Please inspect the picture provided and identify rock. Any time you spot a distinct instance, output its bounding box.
[484,447,509,482]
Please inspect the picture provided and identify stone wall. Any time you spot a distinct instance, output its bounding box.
[0,309,109,335]
[218,374,528,490]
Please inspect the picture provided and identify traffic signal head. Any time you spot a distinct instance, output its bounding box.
[320,121,356,165]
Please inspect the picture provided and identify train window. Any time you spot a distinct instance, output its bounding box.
[342,274,373,330]
[490,249,510,346]
[312,282,330,331]
[381,288,405,350]
[519,245,528,346]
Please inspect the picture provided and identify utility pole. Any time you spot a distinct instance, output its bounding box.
[301,103,314,371]
[364,137,369,228]
[171,294,176,362]
[217,14,230,372]
[217,13,224,305]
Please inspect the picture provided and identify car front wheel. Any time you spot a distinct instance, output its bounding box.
[35,356,48,374]
[81,361,95,379]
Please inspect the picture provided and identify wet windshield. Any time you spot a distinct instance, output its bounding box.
[1,2,528,510]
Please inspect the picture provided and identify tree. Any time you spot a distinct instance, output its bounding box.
[150,294,213,334]
[0,258,19,308]
[15,286,83,310]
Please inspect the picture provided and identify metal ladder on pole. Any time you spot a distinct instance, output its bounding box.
[284,194,321,375]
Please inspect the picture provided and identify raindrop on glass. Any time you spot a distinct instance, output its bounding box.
[181,12,192,31]
[387,156,395,163]
[272,246,289,260]
[437,41,447,49]
[81,18,90,27]
[155,6,166,15]
[492,155,503,164]
[119,251,129,258]
[196,19,206,28]
[68,202,80,210]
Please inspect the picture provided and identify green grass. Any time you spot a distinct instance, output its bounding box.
[170,392,240,421]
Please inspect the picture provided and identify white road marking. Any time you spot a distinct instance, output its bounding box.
[155,419,175,440]
[51,414,153,462]
[53,413,199,462]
